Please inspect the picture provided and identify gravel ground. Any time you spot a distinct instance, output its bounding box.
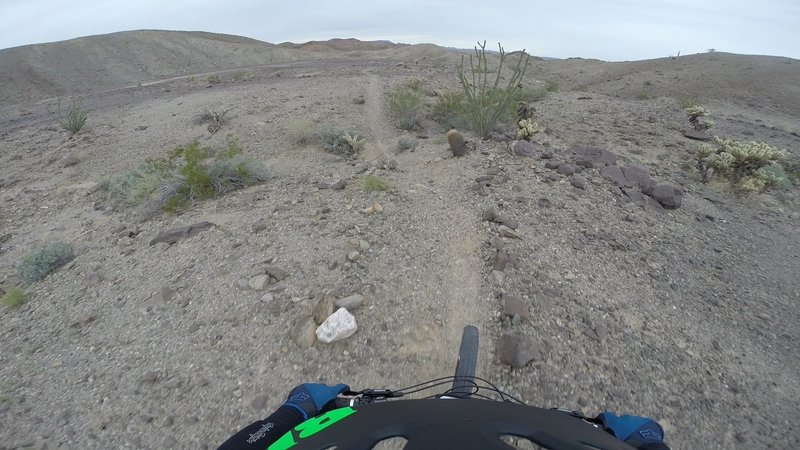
[1,51,799,450]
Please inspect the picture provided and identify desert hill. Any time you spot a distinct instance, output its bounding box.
[0,29,799,450]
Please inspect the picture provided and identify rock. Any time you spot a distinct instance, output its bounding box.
[601,166,627,186]
[512,140,536,157]
[495,214,518,229]
[489,236,505,250]
[317,181,331,189]
[251,395,269,410]
[482,206,498,222]
[557,164,581,176]
[684,129,712,141]
[85,271,103,285]
[155,286,174,303]
[353,96,366,105]
[622,188,647,207]
[624,214,640,223]
[540,148,554,159]
[475,175,494,183]
[248,275,269,291]
[347,251,361,262]
[502,295,529,319]
[358,240,370,252]
[260,293,274,303]
[149,222,215,246]
[335,294,365,310]
[251,220,269,233]
[363,202,383,214]
[544,160,561,170]
[313,294,335,325]
[571,145,618,167]
[547,172,561,181]
[620,165,654,189]
[331,180,347,190]
[316,308,358,343]
[498,225,521,239]
[265,267,288,281]
[60,154,80,168]
[647,184,683,209]
[492,270,505,286]
[292,316,317,347]
[494,250,510,271]
[571,176,587,190]
[496,334,539,368]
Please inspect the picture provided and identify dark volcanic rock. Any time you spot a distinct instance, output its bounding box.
[496,334,539,368]
[513,140,536,157]
[620,165,654,189]
[647,184,683,209]
[571,145,618,167]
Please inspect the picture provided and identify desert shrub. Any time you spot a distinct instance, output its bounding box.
[1,287,26,308]
[110,140,267,213]
[318,128,366,156]
[431,91,466,130]
[686,105,713,131]
[17,242,74,284]
[196,109,232,134]
[60,105,88,134]
[206,74,222,84]
[286,118,316,145]
[516,119,542,141]
[698,138,788,193]
[456,41,529,138]
[679,98,702,109]
[396,137,418,153]
[363,175,390,191]
[388,83,424,130]
[545,80,560,92]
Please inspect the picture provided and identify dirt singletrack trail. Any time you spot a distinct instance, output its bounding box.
[361,71,488,382]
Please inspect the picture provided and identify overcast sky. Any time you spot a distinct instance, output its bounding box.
[0,0,798,61]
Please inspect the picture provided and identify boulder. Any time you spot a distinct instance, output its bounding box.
[512,140,536,157]
[647,184,683,209]
[602,166,627,186]
[620,165,654,189]
[502,294,529,319]
[571,145,618,167]
[496,334,540,368]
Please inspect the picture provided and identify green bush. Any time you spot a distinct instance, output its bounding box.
[60,106,88,134]
[363,175,390,191]
[698,138,788,193]
[286,118,316,145]
[110,140,268,213]
[388,83,424,130]
[431,91,466,130]
[396,137,418,153]
[318,128,366,155]
[17,242,74,284]
[456,41,529,138]
[1,287,26,308]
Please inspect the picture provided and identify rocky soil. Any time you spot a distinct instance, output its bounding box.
[1,41,799,449]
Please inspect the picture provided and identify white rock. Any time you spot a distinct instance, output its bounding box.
[316,308,358,343]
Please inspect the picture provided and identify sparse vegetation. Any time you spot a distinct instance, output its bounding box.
[318,128,366,156]
[17,242,74,284]
[431,91,466,130]
[230,71,258,82]
[396,137,418,154]
[206,74,222,84]
[1,287,26,308]
[196,108,232,134]
[516,118,542,141]
[363,175,390,191]
[679,98,702,109]
[59,105,88,134]
[388,81,424,130]
[456,41,529,138]
[686,105,714,131]
[286,118,316,145]
[109,139,267,213]
[697,138,788,193]
[545,80,560,92]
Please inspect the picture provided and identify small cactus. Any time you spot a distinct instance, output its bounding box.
[446,129,467,157]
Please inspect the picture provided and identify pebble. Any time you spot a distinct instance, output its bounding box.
[248,274,269,291]
[571,176,587,190]
[363,202,383,214]
[494,250,510,271]
[492,270,505,286]
[251,220,269,233]
[316,308,358,343]
[335,294,365,310]
[251,395,269,410]
[347,251,361,262]
[260,293,274,303]
[498,225,521,239]
[359,240,370,252]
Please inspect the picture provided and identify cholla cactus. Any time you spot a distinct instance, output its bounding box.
[516,118,542,140]
[685,105,713,131]
[697,138,788,193]
[343,133,365,154]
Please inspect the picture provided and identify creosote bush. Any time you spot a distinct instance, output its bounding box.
[363,175,390,192]
[286,118,316,145]
[431,91,466,130]
[698,138,788,193]
[109,138,267,213]
[396,137,418,154]
[388,82,424,130]
[17,242,74,284]
[456,41,529,138]
[1,287,26,308]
